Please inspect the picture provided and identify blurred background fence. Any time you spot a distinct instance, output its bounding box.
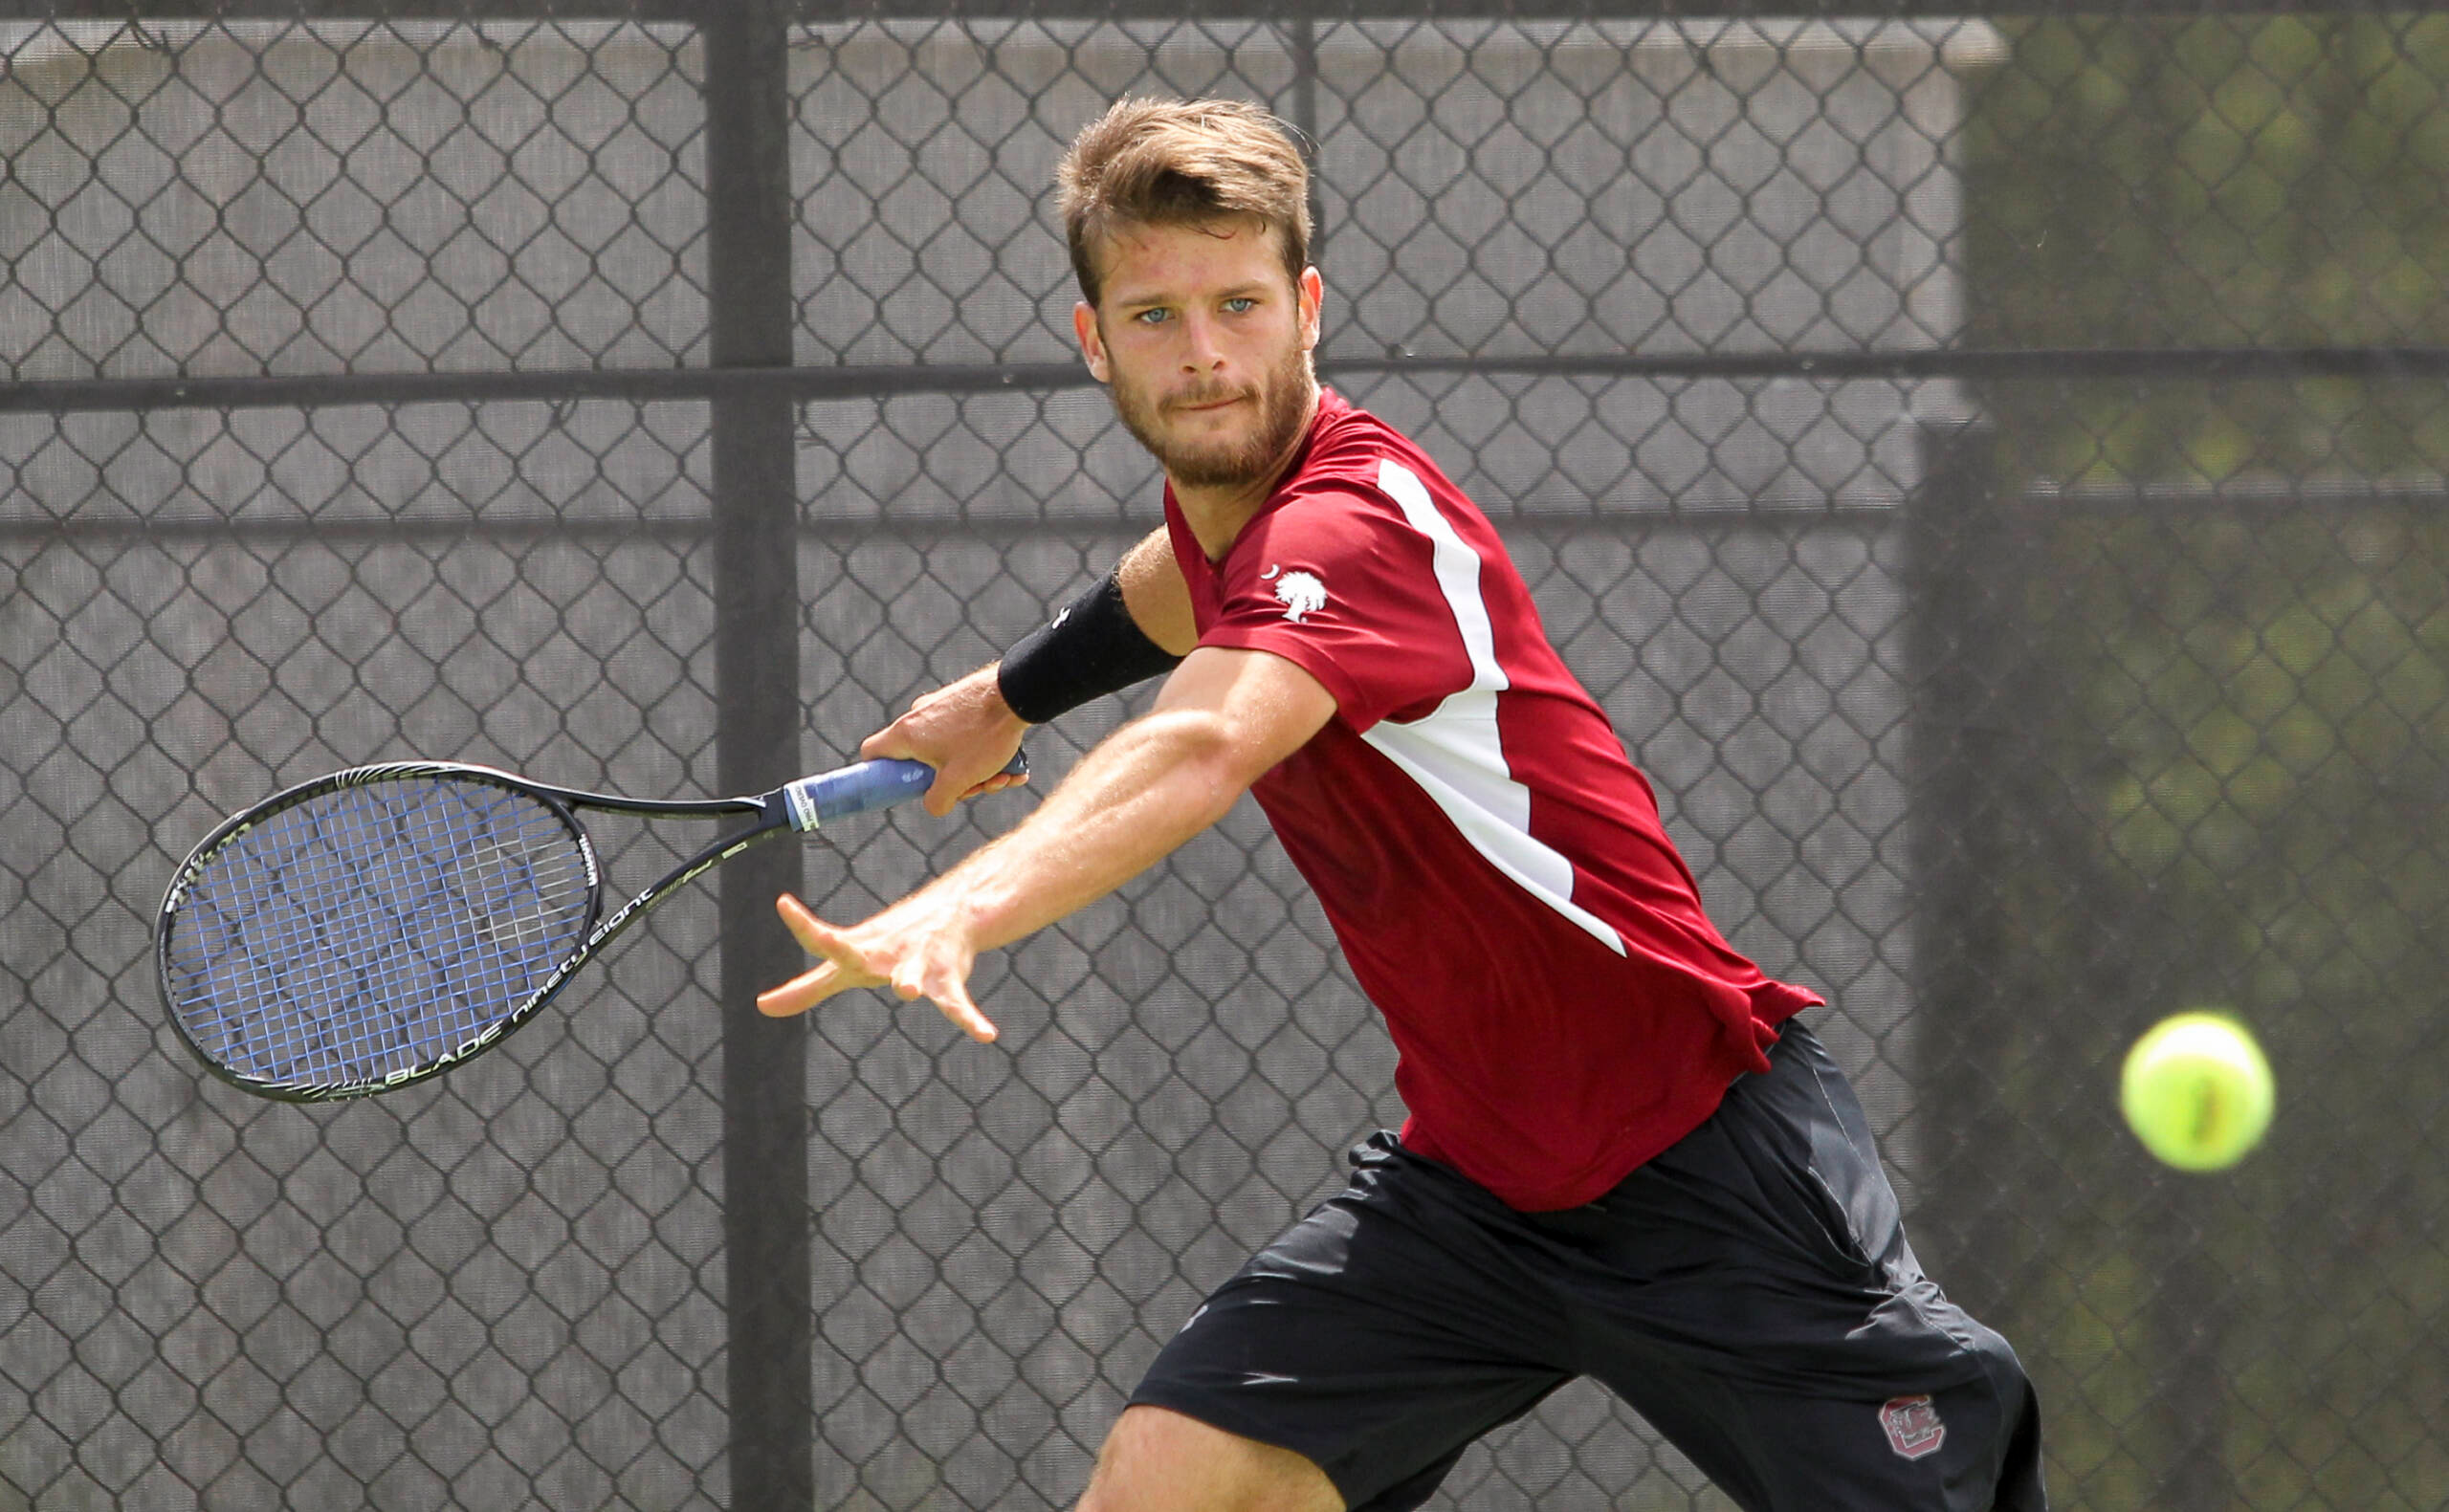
[3,4,2446,1508]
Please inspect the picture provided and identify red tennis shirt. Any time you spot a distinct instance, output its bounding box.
[1164,389,1820,1211]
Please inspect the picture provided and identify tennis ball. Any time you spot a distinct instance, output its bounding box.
[2119,1013,2273,1172]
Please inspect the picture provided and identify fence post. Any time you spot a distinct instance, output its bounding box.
[1902,417,2024,1306]
[1283,9,1324,260]
[704,4,813,1506]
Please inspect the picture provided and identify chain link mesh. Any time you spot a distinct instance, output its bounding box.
[4,8,2446,1510]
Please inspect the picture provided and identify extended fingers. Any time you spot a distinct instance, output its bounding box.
[873,945,997,1041]
[760,895,876,1017]
[764,894,996,1041]
[757,960,841,1018]
[879,934,998,1041]
[775,893,851,960]
[919,967,999,1043]
[943,993,999,1043]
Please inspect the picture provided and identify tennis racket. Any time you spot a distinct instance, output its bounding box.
[155,752,1026,1103]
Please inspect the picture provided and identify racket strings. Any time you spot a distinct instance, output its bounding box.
[163,778,595,1090]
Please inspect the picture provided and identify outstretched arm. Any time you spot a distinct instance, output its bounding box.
[863,526,1192,815]
[762,643,1335,1038]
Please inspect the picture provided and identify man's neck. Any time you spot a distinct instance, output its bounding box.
[1171,387,1322,562]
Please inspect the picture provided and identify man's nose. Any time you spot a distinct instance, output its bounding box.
[1179,312,1226,372]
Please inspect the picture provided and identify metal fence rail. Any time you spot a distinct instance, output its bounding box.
[4,7,2447,1510]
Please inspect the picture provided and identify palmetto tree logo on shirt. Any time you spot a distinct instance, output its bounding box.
[1262,564,1327,624]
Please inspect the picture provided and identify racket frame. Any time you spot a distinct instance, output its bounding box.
[156,755,1002,1102]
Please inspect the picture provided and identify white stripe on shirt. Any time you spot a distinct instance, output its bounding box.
[1360,459,1626,956]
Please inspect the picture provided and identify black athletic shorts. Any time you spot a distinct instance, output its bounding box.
[1128,1019,2046,1512]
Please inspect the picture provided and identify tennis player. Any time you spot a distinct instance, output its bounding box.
[762,97,2045,1512]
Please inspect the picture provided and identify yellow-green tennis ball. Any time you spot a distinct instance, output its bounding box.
[2120,1013,2273,1172]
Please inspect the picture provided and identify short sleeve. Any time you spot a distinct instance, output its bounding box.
[1197,481,1474,732]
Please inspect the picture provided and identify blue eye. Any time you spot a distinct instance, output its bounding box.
[1224,297,1256,314]
[1135,308,1171,325]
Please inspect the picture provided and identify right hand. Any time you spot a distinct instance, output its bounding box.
[862,664,1032,816]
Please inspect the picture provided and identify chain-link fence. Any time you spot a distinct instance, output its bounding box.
[4,6,2446,1509]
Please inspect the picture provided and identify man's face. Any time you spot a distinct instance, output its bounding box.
[1073,218,1322,492]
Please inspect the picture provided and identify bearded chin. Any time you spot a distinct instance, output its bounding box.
[1152,421,1276,490]
[1116,351,1315,490]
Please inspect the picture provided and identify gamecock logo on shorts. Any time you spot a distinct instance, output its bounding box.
[1879,1394,1946,1460]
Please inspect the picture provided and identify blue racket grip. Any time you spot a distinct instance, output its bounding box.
[781,750,1028,831]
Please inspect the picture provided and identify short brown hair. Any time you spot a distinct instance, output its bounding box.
[1056,97,1312,308]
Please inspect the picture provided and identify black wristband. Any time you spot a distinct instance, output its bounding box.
[996,569,1184,723]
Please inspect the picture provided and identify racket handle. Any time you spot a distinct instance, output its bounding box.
[781,750,1027,831]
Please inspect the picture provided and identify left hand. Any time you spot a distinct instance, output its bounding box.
[756,893,1000,1042]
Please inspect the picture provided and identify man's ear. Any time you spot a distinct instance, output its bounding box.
[1073,300,1111,383]
[1297,266,1323,353]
